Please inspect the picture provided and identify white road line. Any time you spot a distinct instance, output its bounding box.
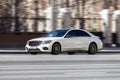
[0,64,120,69]
[0,69,119,75]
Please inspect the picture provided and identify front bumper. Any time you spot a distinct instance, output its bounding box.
[25,44,52,53]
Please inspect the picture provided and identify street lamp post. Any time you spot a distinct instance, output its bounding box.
[76,0,80,28]
[81,0,85,29]
[34,0,39,32]
[51,0,55,30]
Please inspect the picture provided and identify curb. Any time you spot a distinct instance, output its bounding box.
[0,50,26,53]
[99,50,120,53]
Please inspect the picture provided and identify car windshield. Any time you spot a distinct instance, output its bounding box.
[44,30,68,37]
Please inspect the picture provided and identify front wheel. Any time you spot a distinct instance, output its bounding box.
[51,43,61,55]
[88,43,97,55]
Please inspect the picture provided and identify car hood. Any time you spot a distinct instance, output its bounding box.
[29,37,63,41]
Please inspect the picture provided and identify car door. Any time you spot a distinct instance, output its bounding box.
[76,30,91,49]
[61,30,79,51]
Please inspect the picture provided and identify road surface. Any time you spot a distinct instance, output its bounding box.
[0,53,120,80]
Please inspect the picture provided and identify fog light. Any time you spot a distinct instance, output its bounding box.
[43,47,48,50]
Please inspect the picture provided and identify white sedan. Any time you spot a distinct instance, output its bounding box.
[25,29,103,55]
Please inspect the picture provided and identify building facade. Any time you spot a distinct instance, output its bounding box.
[0,0,120,32]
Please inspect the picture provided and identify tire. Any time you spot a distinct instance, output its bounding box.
[67,52,75,55]
[88,43,97,55]
[30,52,38,55]
[51,43,61,55]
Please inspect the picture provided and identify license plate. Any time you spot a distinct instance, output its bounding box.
[29,47,37,49]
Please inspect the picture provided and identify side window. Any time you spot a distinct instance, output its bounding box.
[77,30,90,37]
[65,30,77,38]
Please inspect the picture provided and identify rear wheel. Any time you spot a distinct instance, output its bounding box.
[51,43,61,55]
[88,43,97,55]
[30,52,38,55]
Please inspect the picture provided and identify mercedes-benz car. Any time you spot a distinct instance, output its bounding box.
[25,29,103,55]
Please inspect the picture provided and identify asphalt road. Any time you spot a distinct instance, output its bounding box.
[0,53,120,80]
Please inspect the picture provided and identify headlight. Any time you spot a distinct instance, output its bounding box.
[41,40,52,44]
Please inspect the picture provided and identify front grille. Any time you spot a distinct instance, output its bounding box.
[29,41,42,46]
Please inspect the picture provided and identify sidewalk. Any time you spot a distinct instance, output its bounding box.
[0,47,120,53]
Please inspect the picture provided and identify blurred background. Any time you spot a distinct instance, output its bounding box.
[0,0,120,47]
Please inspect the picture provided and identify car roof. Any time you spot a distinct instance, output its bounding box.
[65,29,86,32]
[57,28,85,31]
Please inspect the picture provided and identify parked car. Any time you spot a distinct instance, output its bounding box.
[25,29,103,55]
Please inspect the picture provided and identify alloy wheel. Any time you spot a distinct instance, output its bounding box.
[51,43,61,55]
[88,43,97,55]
